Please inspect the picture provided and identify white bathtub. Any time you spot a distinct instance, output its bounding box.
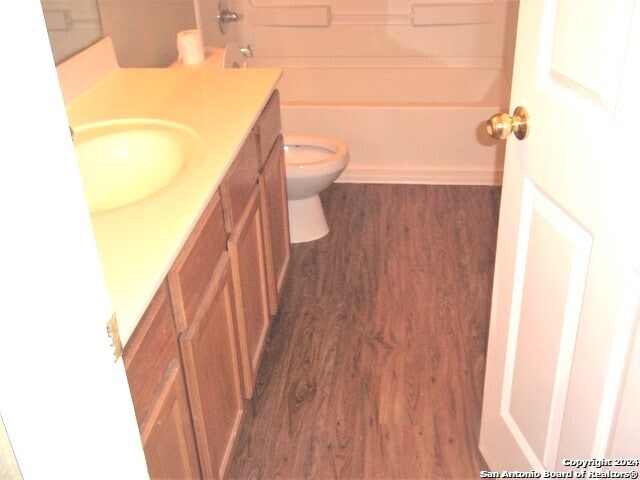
[267,65,511,185]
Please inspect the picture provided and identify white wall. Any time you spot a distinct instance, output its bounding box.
[41,0,103,63]
[99,0,198,66]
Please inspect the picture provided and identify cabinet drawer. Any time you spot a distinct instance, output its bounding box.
[124,282,180,427]
[256,90,281,168]
[221,135,259,233]
[169,192,227,332]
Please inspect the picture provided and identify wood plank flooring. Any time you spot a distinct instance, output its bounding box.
[227,184,501,479]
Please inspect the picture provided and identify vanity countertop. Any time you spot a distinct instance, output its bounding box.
[65,66,282,346]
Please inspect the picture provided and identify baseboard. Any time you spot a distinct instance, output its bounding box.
[336,166,503,186]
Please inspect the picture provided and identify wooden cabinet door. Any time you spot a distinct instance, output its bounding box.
[141,360,202,479]
[259,135,290,314]
[124,283,201,479]
[180,254,244,479]
[228,186,271,398]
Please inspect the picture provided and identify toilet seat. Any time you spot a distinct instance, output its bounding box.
[283,134,349,178]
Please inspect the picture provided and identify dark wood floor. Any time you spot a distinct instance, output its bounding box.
[227,184,501,479]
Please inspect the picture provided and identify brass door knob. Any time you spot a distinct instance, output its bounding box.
[486,106,530,140]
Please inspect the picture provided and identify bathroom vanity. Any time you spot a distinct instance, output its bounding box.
[65,65,288,478]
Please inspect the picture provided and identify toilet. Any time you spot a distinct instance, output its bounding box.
[283,134,349,243]
[220,43,350,243]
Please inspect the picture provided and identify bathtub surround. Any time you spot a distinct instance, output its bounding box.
[199,0,519,185]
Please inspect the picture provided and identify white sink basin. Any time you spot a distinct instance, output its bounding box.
[73,119,202,213]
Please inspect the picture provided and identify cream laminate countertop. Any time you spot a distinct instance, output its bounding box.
[65,66,282,346]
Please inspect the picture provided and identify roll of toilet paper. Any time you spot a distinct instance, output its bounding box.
[176,29,204,65]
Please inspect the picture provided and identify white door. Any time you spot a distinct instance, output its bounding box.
[480,0,640,471]
[0,1,149,478]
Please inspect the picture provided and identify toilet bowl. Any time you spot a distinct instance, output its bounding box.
[283,134,349,243]
[220,43,350,243]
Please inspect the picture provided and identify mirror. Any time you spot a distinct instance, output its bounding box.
[41,0,103,64]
